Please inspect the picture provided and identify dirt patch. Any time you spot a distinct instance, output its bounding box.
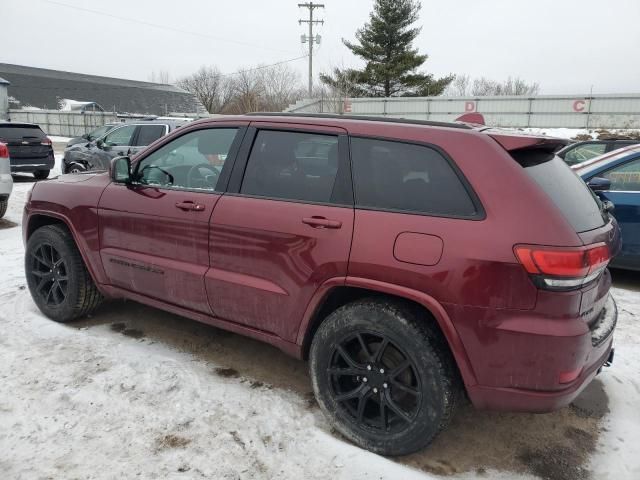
[229,431,245,449]
[155,434,191,450]
[403,379,607,478]
[122,328,145,339]
[214,367,239,378]
[110,322,126,333]
[570,379,610,419]
[0,219,18,230]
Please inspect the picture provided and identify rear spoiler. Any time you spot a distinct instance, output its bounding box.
[488,132,569,153]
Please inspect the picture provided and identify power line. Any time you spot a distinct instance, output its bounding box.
[41,0,300,56]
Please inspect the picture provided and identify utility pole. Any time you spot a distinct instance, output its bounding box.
[299,2,324,97]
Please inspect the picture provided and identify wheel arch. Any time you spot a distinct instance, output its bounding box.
[298,277,478,388]
[25,212,106,293]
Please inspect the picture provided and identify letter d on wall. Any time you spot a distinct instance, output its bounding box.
[465,101,476,112]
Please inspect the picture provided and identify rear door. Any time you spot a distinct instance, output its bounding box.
[98,123,246,313]
[206,123,354,341]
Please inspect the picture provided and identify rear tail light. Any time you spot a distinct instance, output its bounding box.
[41,137,52,146]
[514,243,610,291]
[0,142,8,158]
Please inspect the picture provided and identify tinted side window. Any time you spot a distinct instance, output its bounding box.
[241,130,340,203]
[350,137,477,217]
[103,125,136,147]
[137,128,238,191]
[135,125,166,146]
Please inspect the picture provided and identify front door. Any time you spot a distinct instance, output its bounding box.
[98,124,246,313]
[598,157,640,269]
[207,125,354,341]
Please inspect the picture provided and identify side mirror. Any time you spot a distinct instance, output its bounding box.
[587,177,611,192]
[96,139,104,149]
[111,156,131,184]
[81,133,89,140]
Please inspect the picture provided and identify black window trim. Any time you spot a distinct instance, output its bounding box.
[348,134,486,221]
[226,125,354,208]
[127,125,248,195]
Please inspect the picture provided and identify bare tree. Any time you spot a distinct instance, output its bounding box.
[445,74,471,96]
[471,76,539,96]
[259,64,303,111]
[177,66,232,114]
[148,70,171,84]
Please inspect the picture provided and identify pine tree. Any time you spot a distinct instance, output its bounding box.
[321,0,453,97]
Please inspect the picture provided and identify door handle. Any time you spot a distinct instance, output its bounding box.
[176,201,206,211]
[302,216,342,229]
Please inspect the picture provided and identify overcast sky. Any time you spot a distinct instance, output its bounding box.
[2,0,639,94]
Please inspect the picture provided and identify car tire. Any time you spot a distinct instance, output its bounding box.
[309,298,460,456]
[25,224,103,322]
[0,198,7,218]
[33,170,50,180]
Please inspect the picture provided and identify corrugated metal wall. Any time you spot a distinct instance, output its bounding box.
[7,110,118,137]
[287,94,640,128]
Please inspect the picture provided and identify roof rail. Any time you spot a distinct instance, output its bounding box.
[245,112,472,130]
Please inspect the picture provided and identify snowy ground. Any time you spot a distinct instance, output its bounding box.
[0,157,639,480]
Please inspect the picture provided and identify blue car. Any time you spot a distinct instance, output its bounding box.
[576,144,640,271]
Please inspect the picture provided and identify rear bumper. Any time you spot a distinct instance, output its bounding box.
[10,156,55,173]
[453,292,617,412]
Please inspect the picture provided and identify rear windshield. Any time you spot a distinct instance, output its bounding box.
[0,125,46,140]
[513,149,605,232]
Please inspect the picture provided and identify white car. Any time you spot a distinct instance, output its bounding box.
[0,141,13,218]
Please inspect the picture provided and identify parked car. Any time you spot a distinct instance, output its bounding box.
[23,114,619,456]
[0,122,54,179]
[62,120,188,173]
[65,123,118,149]
[576,144,640,271]
[558,139,640,165]
[0,141,13,218]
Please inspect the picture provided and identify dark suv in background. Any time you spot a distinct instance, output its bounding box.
[62,119,188,173]
[24,114,619,456]
[0,122,54,179]
[559,139,640,165]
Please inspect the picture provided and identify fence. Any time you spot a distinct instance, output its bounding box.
[7,110,119,137]
[286,93,640,129]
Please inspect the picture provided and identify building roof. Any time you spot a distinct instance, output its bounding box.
[0,63,205,115]
[0,76,9,85]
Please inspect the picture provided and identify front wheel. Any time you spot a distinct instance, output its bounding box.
[309,299,460,456]
[25,224,103,322]
[33,170,50,180]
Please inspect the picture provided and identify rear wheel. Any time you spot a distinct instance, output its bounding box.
[0,198,7,219]
[33,170,50,180]
[25,224,103,322]
[309,298,460,456]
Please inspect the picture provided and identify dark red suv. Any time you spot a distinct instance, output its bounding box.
[23,114,619,455]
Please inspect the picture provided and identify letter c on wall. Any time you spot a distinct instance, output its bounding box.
[573,100,586,112]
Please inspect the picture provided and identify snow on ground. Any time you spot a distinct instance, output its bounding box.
[514,128,640,141]
[0,157,639,479]
[48,135,72,144]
